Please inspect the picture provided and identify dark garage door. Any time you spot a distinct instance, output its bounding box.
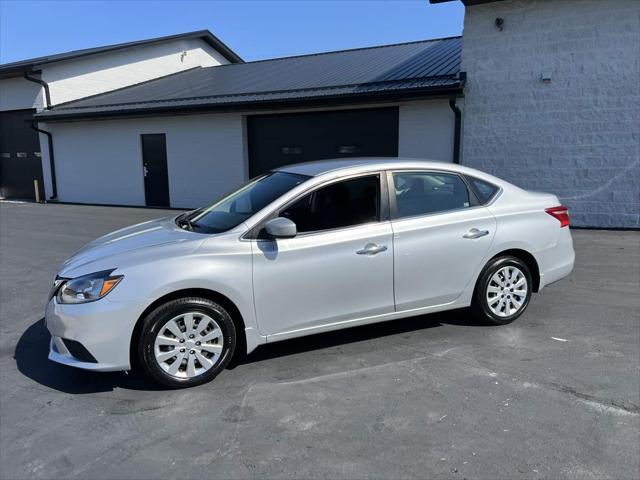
[247,107,399,177]
[0,110,44,200]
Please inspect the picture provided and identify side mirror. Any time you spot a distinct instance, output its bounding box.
[264,217,297,239]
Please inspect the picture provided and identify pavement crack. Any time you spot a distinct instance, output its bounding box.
[549,383,639,415]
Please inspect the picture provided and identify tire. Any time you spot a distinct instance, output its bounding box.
[137,297,236,388]
[470,256,533,325]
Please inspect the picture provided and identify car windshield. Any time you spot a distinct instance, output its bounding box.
[181,171,310,233]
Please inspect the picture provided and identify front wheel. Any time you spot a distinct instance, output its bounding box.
[471,256,532,325]
[137,297,236,388]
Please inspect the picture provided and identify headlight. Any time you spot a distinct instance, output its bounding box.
[56,270,123,304]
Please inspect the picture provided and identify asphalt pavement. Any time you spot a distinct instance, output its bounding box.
[0,201,638,479]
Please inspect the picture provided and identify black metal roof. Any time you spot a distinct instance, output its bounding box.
[36,36,463,121]
[0,30,242,78]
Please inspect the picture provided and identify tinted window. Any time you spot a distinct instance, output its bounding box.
[280,175,380,233]
[393,172,470,218]
[187,171,309,233]
[467,176,499,204]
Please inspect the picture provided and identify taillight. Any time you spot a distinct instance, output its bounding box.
[545,206,569,228]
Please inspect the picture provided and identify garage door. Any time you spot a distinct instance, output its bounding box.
[0,110,44,200]
[247,107,399,177]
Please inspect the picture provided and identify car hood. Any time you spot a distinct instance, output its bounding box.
[59,216,204,277]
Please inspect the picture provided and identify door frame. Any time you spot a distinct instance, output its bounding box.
[140,133,170,208]
[0,108,44,200]
[243,170,390,240]
[384,169,482,221]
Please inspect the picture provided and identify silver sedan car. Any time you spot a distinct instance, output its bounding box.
[46,158,574,387]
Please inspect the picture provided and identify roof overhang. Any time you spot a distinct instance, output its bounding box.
[34,84,464,122]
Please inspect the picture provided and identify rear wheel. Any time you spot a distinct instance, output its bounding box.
[471,256,532,325]
[137,297,236,388]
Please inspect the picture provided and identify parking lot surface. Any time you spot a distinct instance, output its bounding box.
[0,201,638,479]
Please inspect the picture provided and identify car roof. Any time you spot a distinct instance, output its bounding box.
[276,157,475,177]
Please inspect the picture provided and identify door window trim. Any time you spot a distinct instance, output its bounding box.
[385,169,483,222]
[243,171,389,240]
[463,174,502,206]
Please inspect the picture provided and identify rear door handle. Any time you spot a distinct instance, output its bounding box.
[463,228,489,239]
[356,243,388,255]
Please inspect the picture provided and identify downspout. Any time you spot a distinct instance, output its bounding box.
[448,71,466,164]
[30,123,57,200]
[23,70,57,199]
[23,70,52,109]
[448,97,462,164]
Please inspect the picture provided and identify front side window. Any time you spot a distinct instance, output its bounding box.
[280,175,380,233]
[393,171,470,219]
[185,171,309,233]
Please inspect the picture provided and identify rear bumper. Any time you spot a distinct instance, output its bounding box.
[45,297,147,372]
[537,228,575,290]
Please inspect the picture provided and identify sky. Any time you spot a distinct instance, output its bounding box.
[0,0,464,65]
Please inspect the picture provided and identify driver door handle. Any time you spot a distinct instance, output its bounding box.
[356,243,388,255]
[463,228,489,239]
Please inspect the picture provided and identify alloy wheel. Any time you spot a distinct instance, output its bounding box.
[153,312,224,378]
[486,266,528,318]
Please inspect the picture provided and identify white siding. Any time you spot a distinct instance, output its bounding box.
[40,101,454,207]
[0,77,42,111]
[40,114,245,207]
[398,99,455,162]
[43,38,229,106]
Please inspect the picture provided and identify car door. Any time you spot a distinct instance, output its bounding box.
[251,173,394,337]
[389,170,496,311]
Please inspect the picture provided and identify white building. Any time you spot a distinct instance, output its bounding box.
[3,34,462,210]
[0,30,241,200]
[432,0,639,228]
[2,0,638,228]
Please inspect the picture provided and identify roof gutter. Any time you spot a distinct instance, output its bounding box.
[34,84,464,122]
[30,122,57,200]
[23,70,52,109]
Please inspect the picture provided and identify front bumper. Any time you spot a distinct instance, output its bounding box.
[45,297,148,372]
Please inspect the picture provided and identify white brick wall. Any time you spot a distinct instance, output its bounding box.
[459,0,639,228]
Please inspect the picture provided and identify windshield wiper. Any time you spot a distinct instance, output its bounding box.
[176,213,196,231]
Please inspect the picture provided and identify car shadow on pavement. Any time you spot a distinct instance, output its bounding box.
[15,309,489,394]
[232,308,489,367]
[14,318,165,394]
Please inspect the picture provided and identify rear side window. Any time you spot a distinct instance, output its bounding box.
[280,175,380,233]
[467,176,499,204]
[393,172,470,219]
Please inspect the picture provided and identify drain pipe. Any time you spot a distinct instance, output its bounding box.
[448,97,462,165]
[30,122,57,200]
[23,70,57,199]
[23,70,52,109]
[448,71,466,164]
